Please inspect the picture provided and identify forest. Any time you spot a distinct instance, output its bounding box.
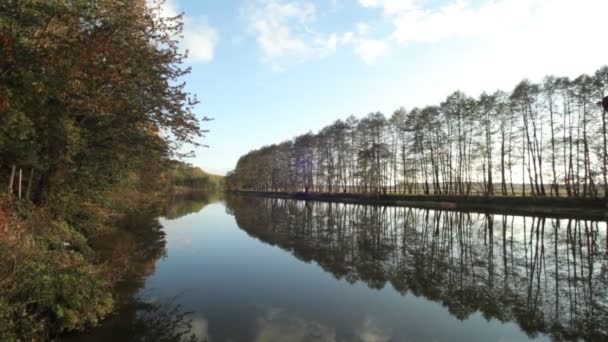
[167,161,224,192]
[227,67,608,198]
[0,0,206,339]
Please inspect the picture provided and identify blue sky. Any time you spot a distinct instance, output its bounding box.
[156,0,608,175]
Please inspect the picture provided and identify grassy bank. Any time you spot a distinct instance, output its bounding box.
[230,190,608,220]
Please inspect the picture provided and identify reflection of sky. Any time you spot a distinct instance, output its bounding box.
[142,202,548,342]
[253,308,336,342]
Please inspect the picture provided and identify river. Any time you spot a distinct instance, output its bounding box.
[69,193,608,341]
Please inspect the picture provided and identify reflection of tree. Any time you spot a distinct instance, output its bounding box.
[226,195,608,341]
[66,295,206,342]
[90,207,168,291]
[67,202,208,341]
[162,192,223,220]
[127,298,205,342]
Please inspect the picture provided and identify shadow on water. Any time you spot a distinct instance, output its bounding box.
[224,194,608,341]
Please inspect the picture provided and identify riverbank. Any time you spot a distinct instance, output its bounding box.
[0,190,170,341]
[229,190,608,220]
[1,2,210,339]
[0,179,222,340]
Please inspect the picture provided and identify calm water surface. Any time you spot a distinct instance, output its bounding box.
[73,194,608,341]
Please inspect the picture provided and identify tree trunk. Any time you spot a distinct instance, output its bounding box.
[522,130,526,197]
[18,168,22,199]
[26,168,34,201]
[8,164,16,196]
[602,99,607,197]
[501,136,507,195]
[549,99,559,197]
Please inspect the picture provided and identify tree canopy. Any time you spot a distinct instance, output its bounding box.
[1,0,203,212]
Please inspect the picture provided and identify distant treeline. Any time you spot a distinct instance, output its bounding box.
[227,66,608,198]
[166,161,223,190]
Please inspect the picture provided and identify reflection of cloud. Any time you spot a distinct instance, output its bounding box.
[190,317,211,341]
[167,235,194,249]
[355,316,392,342]
[254,308,336,342]
[173,316,211,341]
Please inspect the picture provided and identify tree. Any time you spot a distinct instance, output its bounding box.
[595,67,608,196]
[542,76,561,196]
[389,108,407,193]
[228,65,608,199]
[478,92,500,196]
[571,75,597,197]
[293,133,315,192]
[511,80,545,197]
[1,0,203,210]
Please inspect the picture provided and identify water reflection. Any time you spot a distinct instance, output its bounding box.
[163,192,223,220]
[253,308,336,342]
[225,195,608,341]
[65,293,206,342]
[66,195,219,342]
[74,194,608,341]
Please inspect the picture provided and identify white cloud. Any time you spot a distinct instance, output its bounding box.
[359,0,418,16]
[356,0,608,92]
[389,0,533,44]
[347,20,391,64]
[341,31,354,44]
[356,22,371,36]
[243,0,395,68]
[359,0,608,53]
[242,0,603,70]
[243,0,342,69]
[315,33,339,57]
[149,0,218,63]
[478,0,608,85]
[355,39,390,65]
[358,0,533,44]
[182,18,219,63]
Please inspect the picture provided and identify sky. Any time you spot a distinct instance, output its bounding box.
[156,0,608,175]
